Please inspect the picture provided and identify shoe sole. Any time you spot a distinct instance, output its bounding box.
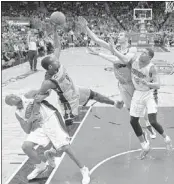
[27,167,47,180]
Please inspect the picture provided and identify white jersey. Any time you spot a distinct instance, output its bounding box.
[113,46,137,84]
[131,59,154,91]
[16,96,55,123]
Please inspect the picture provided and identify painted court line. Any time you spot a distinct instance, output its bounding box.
[4,145,39,184]
[90,147,174,174]
[45,106,92,184]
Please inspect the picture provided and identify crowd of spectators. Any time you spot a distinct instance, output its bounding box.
[1,1,174,69]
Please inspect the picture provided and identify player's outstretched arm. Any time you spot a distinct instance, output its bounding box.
[15,113,32,134]
[24,89,51,102]
[53,24,61,60]
[29,80,56,122]
[78,16,110,50]
[87,47,123,64]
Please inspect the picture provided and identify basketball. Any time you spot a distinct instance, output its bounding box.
[50,11,66,26]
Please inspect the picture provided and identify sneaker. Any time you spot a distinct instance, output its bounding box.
[164,136,173,152]
[44,150,56,168]
[27,162,47,180]
[139,141,150,160]
[80,166,90,184]
[146,126,156,139]
[149,130,156,139]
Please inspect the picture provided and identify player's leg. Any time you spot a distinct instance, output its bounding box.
[142,110,156,139]
[62,145,90,184]
[44,112,90,184]
[24,128,50,180]
[130,116,150,159]
[22,141,41,164]
[78,87,115,106]
[147,98,172,151]
[130,91,150,159]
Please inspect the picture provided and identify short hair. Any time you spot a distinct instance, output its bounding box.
[5,94,15,105]
[146,48,154,59]
[41,56,54,70]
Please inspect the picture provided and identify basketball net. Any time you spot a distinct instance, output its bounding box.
[165,1,174,13]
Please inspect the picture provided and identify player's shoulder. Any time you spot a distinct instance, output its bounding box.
[129,47,137,53]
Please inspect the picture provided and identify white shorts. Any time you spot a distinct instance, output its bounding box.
[118,82,135,109]
[130,90,157,117]
[26,112,70,150]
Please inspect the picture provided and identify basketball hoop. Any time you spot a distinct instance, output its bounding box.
[165,1,174,13]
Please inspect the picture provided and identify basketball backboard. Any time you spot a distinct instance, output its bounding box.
[133,8,152,20]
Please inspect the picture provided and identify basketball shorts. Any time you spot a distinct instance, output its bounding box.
[78,87,91,106]
[118,82,135,109]
[130,90,157,118]
[26,112,70,150]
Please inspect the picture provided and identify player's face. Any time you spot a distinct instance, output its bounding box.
[6,95,23,108]
[139,49,151,64]
[48,61,60,75]
[118,32,127,43]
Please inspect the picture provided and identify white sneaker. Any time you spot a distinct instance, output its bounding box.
[44,150,56,168]
[80,166,90,184]
[140,141,150,160]
[164,136,173,152]
[27,162,47,180]
[150,131,156,139]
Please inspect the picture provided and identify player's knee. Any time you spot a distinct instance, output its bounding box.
[22,141,34,153]
[130,116,142,137]
[130,116,139,126]
[89,90,95,100]
[148,113,157,125]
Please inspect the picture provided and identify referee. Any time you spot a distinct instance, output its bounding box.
[27,31,38,71]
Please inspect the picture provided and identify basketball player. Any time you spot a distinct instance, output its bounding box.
[30,24,118,127]
[130,48,172,157]
[5,93,90,184]
[78,16,156,139]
